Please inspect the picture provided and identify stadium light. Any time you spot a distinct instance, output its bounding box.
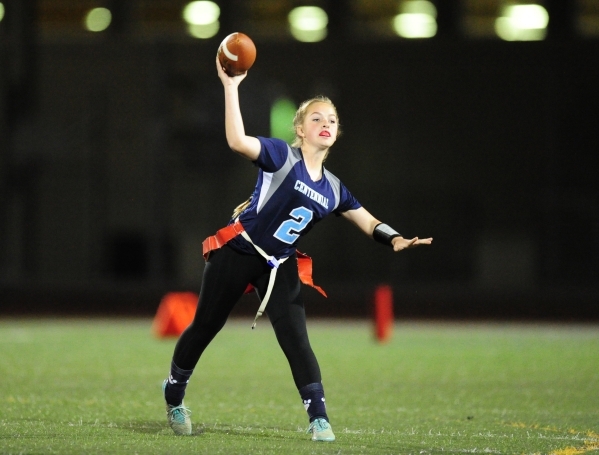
[0,3,5,23]
[84,7,112,32]
[495,4,549,41]
[182,1,220,39]
[288,6,328,42]
[393,0,438,39]
[187,21,219,39]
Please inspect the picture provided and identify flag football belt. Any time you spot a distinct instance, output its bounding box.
[202,220,327,328]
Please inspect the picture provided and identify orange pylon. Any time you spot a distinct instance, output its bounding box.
[152,292,198,338]
[373,284,394,343]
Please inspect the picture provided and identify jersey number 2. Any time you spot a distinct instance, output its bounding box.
[273,207,313,244]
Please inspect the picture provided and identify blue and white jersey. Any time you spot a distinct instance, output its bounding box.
[227,137,362,259]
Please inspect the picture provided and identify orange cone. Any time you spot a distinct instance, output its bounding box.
[373,284,394,343]
[152,292,198,338]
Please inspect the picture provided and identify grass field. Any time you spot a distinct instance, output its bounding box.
[0,318,598,455]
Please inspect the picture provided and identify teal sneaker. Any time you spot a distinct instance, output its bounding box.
[307,418,335,442]
[162,380,192,435]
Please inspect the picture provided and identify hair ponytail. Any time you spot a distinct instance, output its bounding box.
[232,197,252,219]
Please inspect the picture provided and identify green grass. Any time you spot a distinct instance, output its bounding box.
[0,318,598,454]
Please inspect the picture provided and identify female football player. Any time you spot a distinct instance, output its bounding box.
[161,56,433,441]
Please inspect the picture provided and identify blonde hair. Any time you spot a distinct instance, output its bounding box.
[291,96,341,148]
[232,197,252,219]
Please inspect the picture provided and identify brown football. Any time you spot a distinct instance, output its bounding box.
[217,32,257,76]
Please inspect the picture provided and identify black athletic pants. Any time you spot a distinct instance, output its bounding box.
[172,244,322,389]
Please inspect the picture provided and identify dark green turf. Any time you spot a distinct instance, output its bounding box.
[1,318,598,454]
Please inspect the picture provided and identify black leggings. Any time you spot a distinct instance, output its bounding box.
[172,245,322,389]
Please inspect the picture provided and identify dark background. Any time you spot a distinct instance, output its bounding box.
[1,1,598,320]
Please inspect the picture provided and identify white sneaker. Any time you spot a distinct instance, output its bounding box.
[163,380,192,435]
[307,418,335,442]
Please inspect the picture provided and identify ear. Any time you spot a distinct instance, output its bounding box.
[296,125,304,137]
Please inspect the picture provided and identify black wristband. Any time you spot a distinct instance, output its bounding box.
[373,223,402,247]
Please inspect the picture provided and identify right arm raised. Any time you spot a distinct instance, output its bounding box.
[216,56,261,161]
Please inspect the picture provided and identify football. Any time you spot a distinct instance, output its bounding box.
[217,32,257,77]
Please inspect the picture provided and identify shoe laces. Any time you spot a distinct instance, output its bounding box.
[168,404,191,423]
[307,418,330,433]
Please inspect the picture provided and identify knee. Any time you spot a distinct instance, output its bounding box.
[185,318,226,340]
[274,322,312,352]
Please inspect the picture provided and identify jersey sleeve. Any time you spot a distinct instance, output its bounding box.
[254,137,289,173]
[334,181,362,215]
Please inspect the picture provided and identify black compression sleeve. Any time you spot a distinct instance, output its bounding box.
[373,223,401,247]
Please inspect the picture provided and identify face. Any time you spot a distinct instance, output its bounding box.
[296,102,339,149]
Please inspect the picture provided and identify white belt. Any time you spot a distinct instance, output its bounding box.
[240,230,288,329]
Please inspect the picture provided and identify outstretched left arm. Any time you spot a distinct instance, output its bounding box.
[341,207,433,252]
